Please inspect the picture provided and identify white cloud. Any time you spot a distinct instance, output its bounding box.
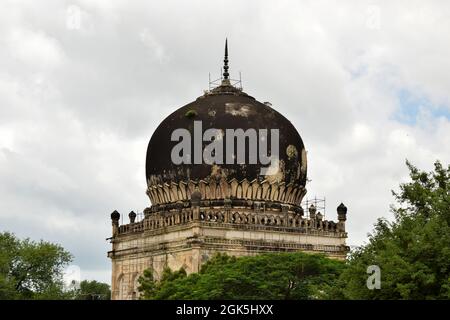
[139,29,169,63]
[5,28,64,69]
[0,0,449,283]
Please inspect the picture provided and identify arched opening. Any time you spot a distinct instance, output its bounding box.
[116,274,127,300]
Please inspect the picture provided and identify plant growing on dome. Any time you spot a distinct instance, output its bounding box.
[185,109,198,118]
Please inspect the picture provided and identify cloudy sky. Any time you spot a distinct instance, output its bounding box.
[1,0,449,284]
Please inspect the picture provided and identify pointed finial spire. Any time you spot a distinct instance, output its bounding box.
[223,38,229,80]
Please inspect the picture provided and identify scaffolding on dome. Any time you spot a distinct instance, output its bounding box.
[301,197,326,219]
[208,71,243,91]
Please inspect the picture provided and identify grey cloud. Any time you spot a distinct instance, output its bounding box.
[1,0,449,283]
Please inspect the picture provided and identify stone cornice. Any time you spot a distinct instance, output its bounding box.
[108,236,349,260]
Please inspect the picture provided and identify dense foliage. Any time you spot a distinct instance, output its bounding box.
[138,252,345,299]
[75,280,111,300]
[0,232,72,299]
[335,161,450,299]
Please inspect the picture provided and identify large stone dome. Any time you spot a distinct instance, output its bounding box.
[108,43,350,298]
[145,82,308,209]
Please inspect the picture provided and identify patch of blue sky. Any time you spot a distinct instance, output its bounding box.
[393,89,450,125]
[348,64,368,80]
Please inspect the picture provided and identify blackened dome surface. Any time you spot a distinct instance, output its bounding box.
[146,85,307,190]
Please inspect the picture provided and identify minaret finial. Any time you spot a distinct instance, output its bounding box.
[223,38,229,80]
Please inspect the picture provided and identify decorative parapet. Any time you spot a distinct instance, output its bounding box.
[116,206,345,237]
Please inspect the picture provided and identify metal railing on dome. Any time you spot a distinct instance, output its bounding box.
[301,197,326,219]
[208,71,243,91]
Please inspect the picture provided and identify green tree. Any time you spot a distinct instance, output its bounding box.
[138,267,187,300]
[0,232,72,300]
[75,280,111,300]
[138,252,344,300]
[336,160,450,299]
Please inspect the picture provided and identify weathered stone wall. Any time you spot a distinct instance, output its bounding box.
[109,216,348,300]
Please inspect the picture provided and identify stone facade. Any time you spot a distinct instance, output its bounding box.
[108,198,348,300]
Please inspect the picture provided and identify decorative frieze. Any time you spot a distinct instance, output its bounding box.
[146,178,307,206]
